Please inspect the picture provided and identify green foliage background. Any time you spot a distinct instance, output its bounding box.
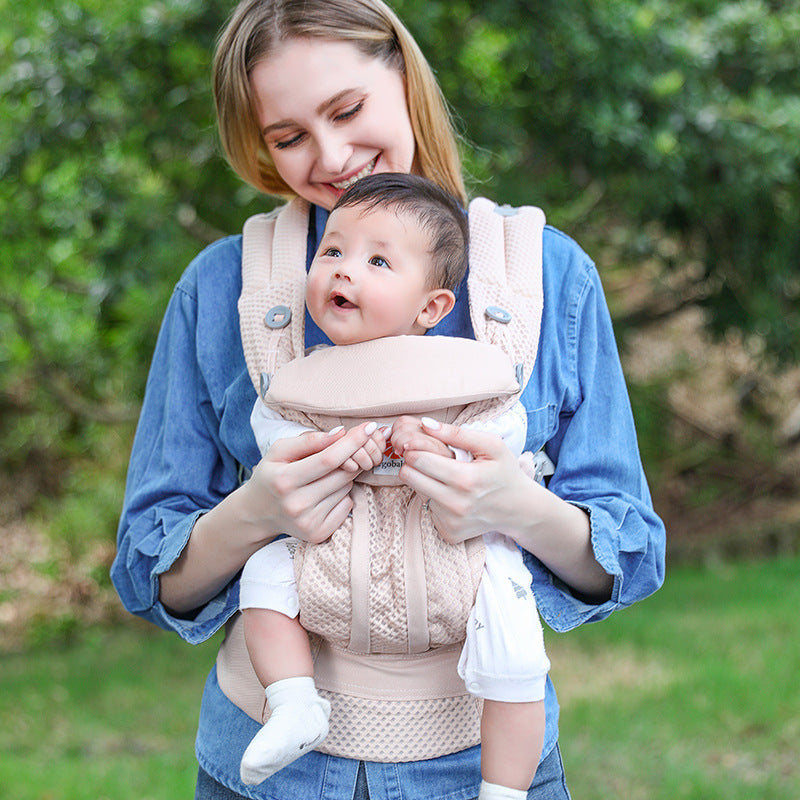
[2,0,799,535]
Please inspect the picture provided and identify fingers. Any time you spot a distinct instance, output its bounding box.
[323,422,387,473]
[400,445,466,487]
[418,417,507,461]
[390,416,453,458]
[266,425,347,464]
[346,425,390,472]
[299,485,354,543]
[270,421,386,480]
[282,422,386,541]
[318,492,355,540]
[397,457,450,501]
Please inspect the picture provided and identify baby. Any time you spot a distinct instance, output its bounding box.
[240,173,550,800]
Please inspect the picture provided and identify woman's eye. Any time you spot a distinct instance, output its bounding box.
[273,132,305,150]
[334,101,363,123]
[369,255,389,268]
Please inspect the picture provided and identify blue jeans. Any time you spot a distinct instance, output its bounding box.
[194,744,571,800]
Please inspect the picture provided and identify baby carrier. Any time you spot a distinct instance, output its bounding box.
[217,196,546,761]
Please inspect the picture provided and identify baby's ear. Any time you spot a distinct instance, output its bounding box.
[417,289,456,329]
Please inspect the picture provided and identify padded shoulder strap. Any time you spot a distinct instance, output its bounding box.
[238,198,310,396]
[467,198,545,390]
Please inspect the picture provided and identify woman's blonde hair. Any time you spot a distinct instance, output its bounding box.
[213,0,466,205]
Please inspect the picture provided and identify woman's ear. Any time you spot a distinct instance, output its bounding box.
[416,289,456,329]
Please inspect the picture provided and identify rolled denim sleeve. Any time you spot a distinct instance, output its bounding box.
[111,241,257,643]
[524,238,665,632]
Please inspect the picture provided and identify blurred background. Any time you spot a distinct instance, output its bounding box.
[1,1,799,797]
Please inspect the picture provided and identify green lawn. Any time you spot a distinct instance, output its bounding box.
[549,555,800,799]
[1,556,798,799]
[0,620,220,800]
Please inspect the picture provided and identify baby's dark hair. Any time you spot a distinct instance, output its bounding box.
[332,173,468,292]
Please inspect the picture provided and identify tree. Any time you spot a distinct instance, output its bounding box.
[0,0,262,469]
[3,0,799,482]
[398,0,800,358]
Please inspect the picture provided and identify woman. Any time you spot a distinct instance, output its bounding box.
[111,1,666,798]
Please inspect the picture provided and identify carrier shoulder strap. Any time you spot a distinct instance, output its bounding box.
[239,196,546,398]
[466,197,545,392]
[238,197,309,397]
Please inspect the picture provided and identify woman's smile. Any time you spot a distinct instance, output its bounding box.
[250,39,416,210]
[329,156,379,192]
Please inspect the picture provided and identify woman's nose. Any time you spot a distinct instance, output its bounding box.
[315,132,352,176]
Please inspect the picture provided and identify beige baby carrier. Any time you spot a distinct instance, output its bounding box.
[217,196,546,762]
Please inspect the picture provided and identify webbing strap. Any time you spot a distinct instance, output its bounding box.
[404,494,430,653]
[348,484,371,653]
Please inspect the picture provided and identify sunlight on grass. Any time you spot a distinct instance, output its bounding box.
[1,557,798,798]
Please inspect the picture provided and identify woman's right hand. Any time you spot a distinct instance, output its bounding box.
[160,421,385,615]
[242,421,387,545]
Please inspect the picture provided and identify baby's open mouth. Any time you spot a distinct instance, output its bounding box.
[333,294,357,309]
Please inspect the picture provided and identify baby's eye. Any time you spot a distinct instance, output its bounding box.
[369,255,389,268]
[323,247,342,258]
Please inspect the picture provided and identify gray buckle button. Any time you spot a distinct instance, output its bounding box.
[485,305,512,324]
[264,305,292,329]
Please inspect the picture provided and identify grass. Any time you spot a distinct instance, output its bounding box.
[1,556,798,799]
[0,620,221,800]
[547,555,800,799]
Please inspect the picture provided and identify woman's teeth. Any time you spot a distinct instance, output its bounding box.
[331,158,377,190]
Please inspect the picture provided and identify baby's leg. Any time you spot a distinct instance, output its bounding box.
[243,606,314,685]
[240,608,330,785]
[239,541,331,785]
[458,533,550,799]
[480,699,545,797]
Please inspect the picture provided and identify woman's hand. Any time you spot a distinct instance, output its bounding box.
[244,421,387,545]
[400,418,612,602]
[398,418,533,546]
[160,421,386,616]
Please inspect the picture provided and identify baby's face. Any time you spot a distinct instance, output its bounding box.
[306,205,435,345]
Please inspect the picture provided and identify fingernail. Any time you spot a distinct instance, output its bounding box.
[328,425,344,436]
[364,421,377,435]
[380,425,392,439]
[421,417,441,430]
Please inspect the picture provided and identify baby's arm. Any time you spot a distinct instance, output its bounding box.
[250,399,314,454]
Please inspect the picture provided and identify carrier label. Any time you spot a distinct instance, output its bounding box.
[373,440,404,476]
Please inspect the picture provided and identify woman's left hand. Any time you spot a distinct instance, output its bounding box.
[401,418,614,602]
[398,417,539,546]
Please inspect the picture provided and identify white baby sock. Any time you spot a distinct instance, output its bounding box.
[477,780,529,800]
[239,676,331,785]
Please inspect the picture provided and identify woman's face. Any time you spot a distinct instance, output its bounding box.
[250,38,417,210]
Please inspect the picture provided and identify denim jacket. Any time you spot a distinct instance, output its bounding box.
[112,205,665,800]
